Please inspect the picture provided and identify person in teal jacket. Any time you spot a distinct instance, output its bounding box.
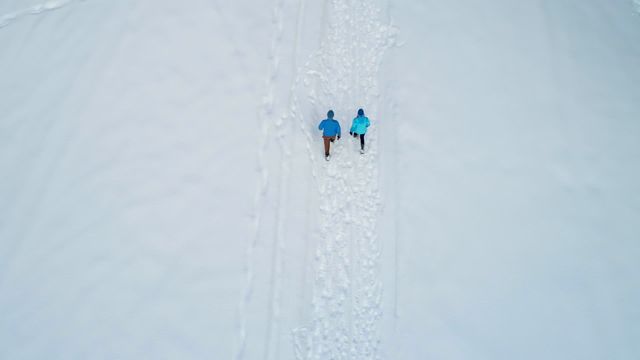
[318,110,341,160]
[349,108,370,153]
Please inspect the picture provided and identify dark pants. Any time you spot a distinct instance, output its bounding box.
[352,132,365,149]
[323,136,336,156]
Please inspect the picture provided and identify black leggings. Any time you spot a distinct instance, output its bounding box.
[353,132,365,149]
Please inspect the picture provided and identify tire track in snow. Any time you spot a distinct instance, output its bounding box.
[291,1,397,359]
[0,0,80,29]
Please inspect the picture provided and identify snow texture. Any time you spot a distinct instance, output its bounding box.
[0,0,80,28]
[288,2,395,359]
[1,0,640,359]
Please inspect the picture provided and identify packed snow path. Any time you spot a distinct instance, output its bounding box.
[291,1,394,358]
[236,0,396,359]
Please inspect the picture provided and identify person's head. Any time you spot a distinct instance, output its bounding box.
[327,110,334,118]
[357,108,364,116]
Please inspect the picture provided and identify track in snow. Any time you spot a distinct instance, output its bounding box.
[291,1,396,359]
[235,0,289,359]
[234,0,396,358]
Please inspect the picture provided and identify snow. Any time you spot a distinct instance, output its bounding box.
[1,0,639,359]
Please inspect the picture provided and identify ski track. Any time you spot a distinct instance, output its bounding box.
[235,0,285,358]
[0,0,79,29]
[265,1,293,359]
[291,1,396,359]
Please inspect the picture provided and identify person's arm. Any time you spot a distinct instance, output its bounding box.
[318,120,324,130]
[350,118,356,133]
[366,117,370,127]
[337,121,341,139]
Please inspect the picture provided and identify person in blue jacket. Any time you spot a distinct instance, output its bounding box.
[349,108,370,154]
[318,110,341,160]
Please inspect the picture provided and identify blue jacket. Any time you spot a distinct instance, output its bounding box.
[318,119,341,137]
[350,116,370,135]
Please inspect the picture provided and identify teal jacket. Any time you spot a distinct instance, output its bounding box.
[350,116,370,135]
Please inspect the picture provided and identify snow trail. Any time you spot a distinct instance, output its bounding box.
[291,1,396,359]
[235,0,285,358]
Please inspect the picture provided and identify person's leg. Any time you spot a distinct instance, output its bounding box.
[360,134,365,150]
[323,137,330,156]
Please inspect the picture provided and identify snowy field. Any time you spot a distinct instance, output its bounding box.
[1,0,640,359]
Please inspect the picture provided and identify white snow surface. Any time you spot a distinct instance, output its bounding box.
[1,0,639,359]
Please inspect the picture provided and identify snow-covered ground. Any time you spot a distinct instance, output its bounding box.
[1,0,639,359]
